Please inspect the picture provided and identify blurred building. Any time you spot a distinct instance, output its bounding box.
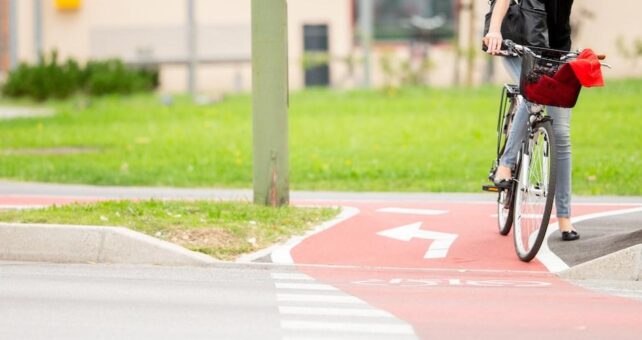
[0,0,641,94]
[0,0,354,94]
[0,0,11,73]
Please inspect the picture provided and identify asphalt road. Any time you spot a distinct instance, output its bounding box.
[0,262,280,340]
[549,210,642,266]
[0,262,415,340]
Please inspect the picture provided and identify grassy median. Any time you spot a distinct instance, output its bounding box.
[0,200,339,260]
[0,79,640,194]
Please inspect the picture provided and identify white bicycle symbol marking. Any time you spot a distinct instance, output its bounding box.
[352,278,551,288]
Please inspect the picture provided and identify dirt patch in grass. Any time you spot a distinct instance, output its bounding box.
[158,226,265,260]
[161,228,242,251]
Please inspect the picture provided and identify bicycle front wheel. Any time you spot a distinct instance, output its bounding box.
[513,120,557,262]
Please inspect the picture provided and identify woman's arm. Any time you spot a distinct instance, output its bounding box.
[483,0,511,54]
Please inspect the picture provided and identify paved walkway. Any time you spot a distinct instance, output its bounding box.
[2,180,642,203]
[0,106,54,120]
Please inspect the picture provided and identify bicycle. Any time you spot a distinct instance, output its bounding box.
[482,40,608,262]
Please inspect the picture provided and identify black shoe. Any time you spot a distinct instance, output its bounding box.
[561,230,580,241]
[493,178,513,189]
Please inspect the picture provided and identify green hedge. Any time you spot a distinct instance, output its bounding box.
[2,51,158,101]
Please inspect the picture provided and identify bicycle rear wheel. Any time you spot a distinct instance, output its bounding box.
[495,89,519,235]
[497,186,515,235]
[513,120,557,262]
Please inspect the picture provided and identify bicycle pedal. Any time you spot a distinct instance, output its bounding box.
[482,185,501,192]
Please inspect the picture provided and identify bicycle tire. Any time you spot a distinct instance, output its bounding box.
[495,91,519,235]
[513,120,557,262]
[497,185,515,235]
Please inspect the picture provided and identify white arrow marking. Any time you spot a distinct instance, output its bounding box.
[377,222,458,259]
[377,207,448,216]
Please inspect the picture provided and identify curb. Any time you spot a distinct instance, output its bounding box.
[236,206,359,264]
[557,244,642,281]
[0,222,218,266]
[538,206,642,274]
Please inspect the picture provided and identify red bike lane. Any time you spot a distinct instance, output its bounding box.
[3,195,642,338]
[290,200,642,339]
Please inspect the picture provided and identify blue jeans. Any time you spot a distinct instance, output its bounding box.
[500,57,572,218]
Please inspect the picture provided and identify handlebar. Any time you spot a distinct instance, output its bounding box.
[491,40,611,68]
[502,40,535,56]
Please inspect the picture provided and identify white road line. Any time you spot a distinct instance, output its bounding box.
[270,206,360,264]
[275,282,338,291]
[520,214,548,219]
[572,202,642,206]
[278,306,394,318]
[377,207,448,216]
[277,294,366,304]
[533,221,569,273]
[282,337,388,340]
[283,336,414,340]
[280,320,414,335]
[538,206,642,273]
[590,287,642,294]
[282,337,369,340]
[270,272,314,281]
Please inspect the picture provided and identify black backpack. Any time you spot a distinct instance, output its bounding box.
[483,0,549,49]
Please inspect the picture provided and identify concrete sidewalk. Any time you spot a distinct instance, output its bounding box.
[2,179,642,203]
[0,222,218,266]
[0,106,54,120]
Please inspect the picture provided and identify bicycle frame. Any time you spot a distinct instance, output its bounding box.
[483,40,560,261]
[485,39,608,261]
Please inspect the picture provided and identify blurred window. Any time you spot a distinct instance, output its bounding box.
[304,24,330,87]
[356,0,455,42]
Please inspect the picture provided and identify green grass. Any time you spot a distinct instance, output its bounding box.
[0,200,338,260]
[0,79,640,195]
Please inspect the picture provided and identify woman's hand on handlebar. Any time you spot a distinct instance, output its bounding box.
[483,31,503,55]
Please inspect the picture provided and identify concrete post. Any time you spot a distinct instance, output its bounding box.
[34,0,43,59]
[466,0,476,87]
[251,0,289,206]
[8,0,17,69]
[186,0,197,96]
[359,0,373,88]
[453,0,462,86]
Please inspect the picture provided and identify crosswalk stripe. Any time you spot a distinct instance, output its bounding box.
[377,207,448,216]
[275,282,338,291]
[277,294,366,304]
[273,273,417,339]
[278,306,394,318]
[280,320,414,334]
[270,272,314,281]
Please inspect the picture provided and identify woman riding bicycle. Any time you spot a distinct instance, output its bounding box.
[483,0,580,241]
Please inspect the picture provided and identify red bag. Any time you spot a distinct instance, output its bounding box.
[568,49,605,87]
[523,63,581,108]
